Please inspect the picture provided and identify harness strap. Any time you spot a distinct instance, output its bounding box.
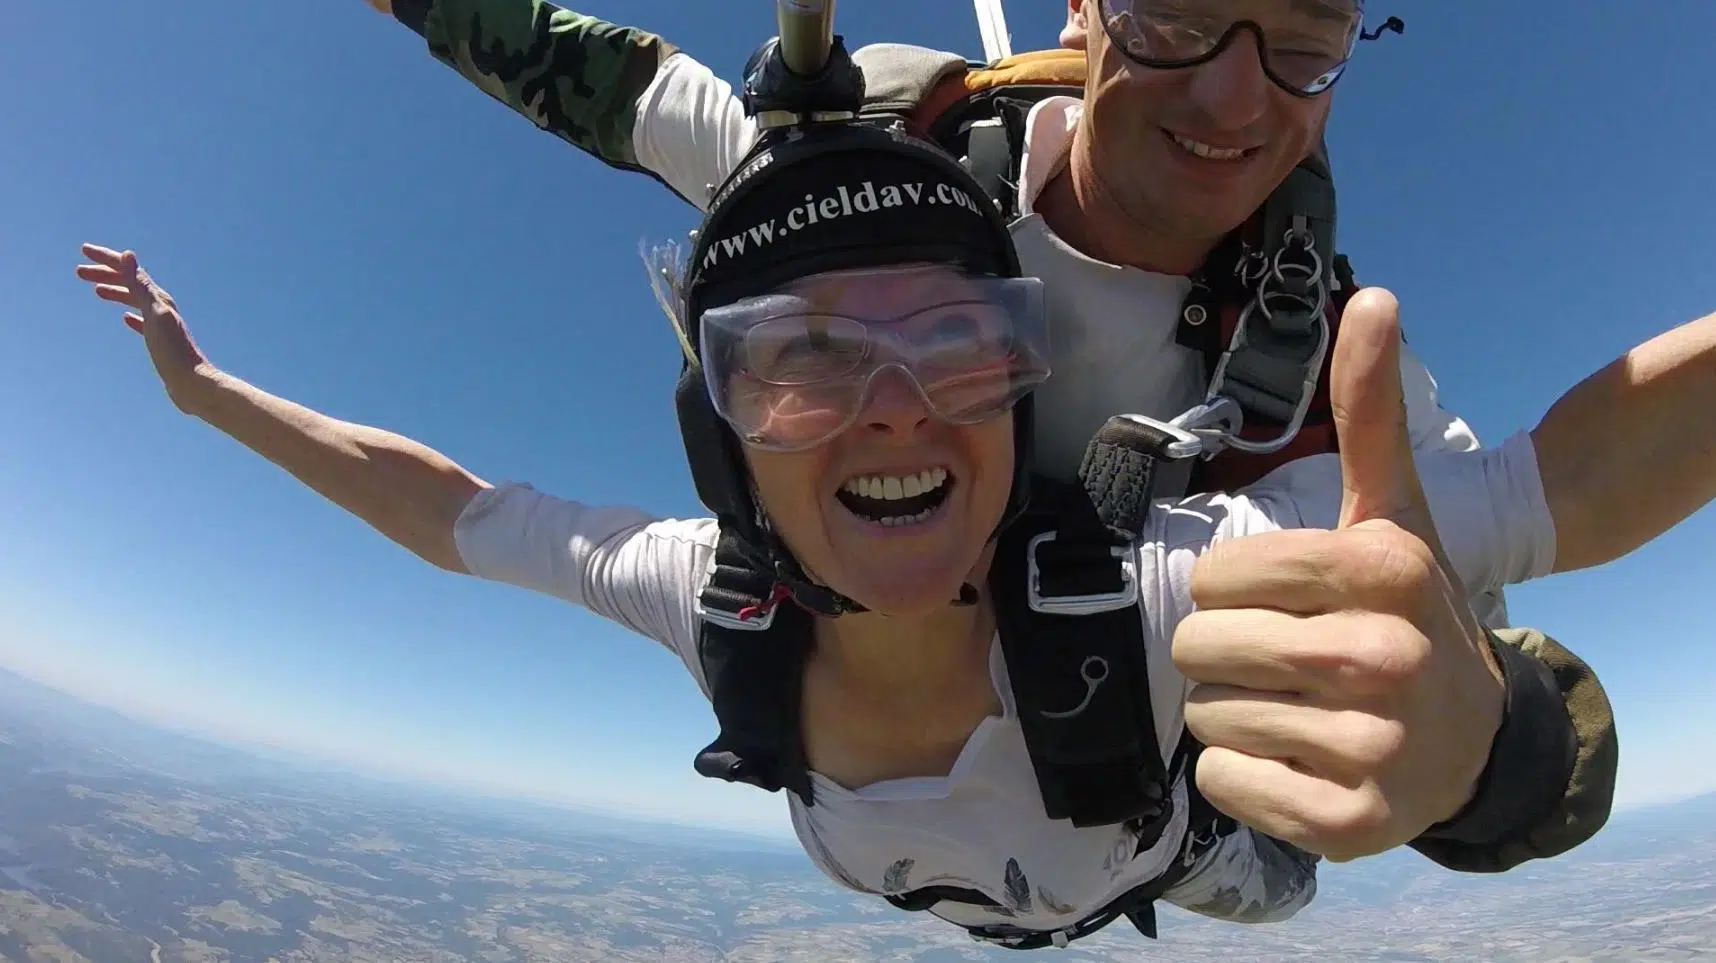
[964,118,1017,218]
[692,530,815,805]
[1186,253,1359,493]
[694,528,783,631]
[991,480,1168,830]
[957,863,1191,950]
[919,737,1227,951]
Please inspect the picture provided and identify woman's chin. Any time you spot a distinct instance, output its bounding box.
[828,565,976,619]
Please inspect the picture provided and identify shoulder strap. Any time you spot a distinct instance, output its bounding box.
[1167,137,1357,493]
[852,44,1086,218]
[691,529,816,806]
[989,478,1173,832]
[1187,251,1360,492]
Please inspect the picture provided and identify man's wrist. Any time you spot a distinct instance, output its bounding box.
[1418,632,1579,847]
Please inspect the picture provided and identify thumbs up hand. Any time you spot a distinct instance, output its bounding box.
[1174,287,1506,862]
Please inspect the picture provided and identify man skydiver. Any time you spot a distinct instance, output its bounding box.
[338,0,1702,872]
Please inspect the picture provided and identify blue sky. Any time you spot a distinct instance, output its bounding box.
[3,0,1713,839]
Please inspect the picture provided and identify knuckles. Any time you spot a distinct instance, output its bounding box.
[1330,712,1410,773]
[1297,786,1394,860]
[1332,613,1432,696]
[1335,526,1440,610]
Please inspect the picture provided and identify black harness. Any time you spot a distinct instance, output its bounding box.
[690,421,1236,949]
[673,37,1336,950]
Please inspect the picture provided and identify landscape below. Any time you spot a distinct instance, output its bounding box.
[1,667,1711,962]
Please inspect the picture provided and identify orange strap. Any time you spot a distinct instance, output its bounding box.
[906,48,1087,134]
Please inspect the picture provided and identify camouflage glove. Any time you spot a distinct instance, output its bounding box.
[1411,626,1617,872]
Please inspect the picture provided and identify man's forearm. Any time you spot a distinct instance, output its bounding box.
[1534,311,1716,572]
[386,0,677,171]
[1410,626,1616,872]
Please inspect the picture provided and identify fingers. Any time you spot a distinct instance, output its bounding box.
[77,245,153,310]
[1173,606,1431,701]
[1184,685,1407,785]
[1194,746,1388,862]
[1329,287,1443,556]
[1189,526,1436,615]
[80,243,126,266]
[75,264,123,284]
[77,270,149,310]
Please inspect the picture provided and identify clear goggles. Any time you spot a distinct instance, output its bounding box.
[1098,0,1368,96]
[697,267,1051,453]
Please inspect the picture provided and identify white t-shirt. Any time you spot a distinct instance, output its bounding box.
[629,53,1550,625]
[450,432,1552,939]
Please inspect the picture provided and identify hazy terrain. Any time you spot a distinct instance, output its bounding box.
[1,666,1711,962]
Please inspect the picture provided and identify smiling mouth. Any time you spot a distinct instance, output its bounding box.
[1165,130,1258,162]
[836,467,954,527]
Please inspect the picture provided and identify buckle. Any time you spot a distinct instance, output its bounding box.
[1026,531,1139,615]
[1111,412,1209,461]
[967,922,1079,950]
[693,594,778,632]
[1203,296,1330,456]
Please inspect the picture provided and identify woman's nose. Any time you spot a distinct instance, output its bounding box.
[857,366,934,437]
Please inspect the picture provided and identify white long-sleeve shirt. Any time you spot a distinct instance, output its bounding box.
[449,431,1551,940]
[630,53,1550,625]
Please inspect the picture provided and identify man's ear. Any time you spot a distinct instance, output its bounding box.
[1059,0,1089,50]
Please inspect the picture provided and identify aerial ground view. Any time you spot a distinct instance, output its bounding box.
[7,0,1716,961]
[2,667,1711,962]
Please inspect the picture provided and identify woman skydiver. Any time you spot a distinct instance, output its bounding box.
[71,109,1705,947]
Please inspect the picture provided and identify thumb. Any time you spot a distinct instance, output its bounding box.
[1330,287,1440,551]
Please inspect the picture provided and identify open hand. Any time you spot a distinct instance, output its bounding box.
[1175,287,1506,862]
[76,244,212,409]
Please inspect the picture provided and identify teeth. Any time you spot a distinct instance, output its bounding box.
[1172,133,1248,161]
[842,467,948,502]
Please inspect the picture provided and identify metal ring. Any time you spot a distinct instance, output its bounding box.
[1269,243,1324,287]
[1255,282,1328,325]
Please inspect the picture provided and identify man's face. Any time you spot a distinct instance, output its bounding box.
[1077,1,1337,248]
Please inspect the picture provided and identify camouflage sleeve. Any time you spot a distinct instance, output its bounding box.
[1160,827,1318,924]
[1410,626,1618,873]
[389,0,676,174]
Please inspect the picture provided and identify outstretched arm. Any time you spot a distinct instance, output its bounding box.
[366,0,754,209]
[183,370,485,573]
[75,245,485,572]
[1532,309,1716,572]
[1257,308,1716,597]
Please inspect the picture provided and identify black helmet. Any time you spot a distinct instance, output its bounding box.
[660,120,1035,616]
